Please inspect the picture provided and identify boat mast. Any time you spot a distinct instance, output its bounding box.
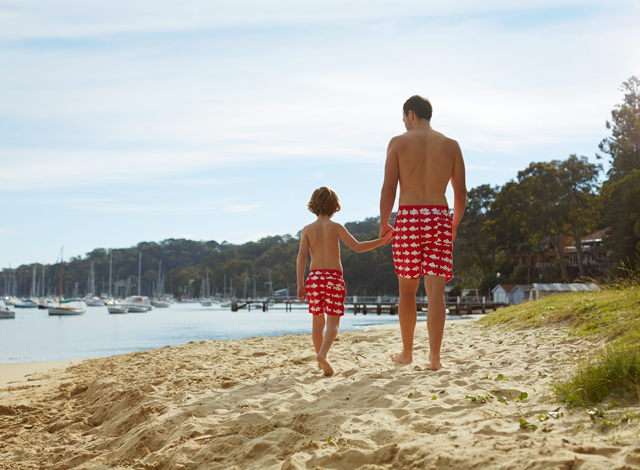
[137,252,141,296]
[108,250,112,299]
[59,247,63,305]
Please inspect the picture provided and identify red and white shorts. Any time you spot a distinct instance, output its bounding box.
[392,205,453,281]
[305,269,346,316]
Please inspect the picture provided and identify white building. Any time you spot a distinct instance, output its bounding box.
[492,284,533,304]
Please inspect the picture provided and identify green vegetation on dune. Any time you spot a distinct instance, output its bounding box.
[480,282,640,406]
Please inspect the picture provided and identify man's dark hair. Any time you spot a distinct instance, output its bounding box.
[403,95,432,121]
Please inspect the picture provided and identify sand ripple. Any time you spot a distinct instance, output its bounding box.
[1,319,639,469]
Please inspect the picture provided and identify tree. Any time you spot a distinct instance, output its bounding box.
[601,169,640,270]
[559,155,602,277]
[599,76,640,182]
[456,184,498,277]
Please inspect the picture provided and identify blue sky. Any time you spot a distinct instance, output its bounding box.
[1,0,639,268]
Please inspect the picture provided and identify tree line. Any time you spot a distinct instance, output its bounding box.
[454,76,640,294]
[2,77,638,300]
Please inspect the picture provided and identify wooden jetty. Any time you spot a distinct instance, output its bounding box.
[348,300,503,315]
[230,297,505,315]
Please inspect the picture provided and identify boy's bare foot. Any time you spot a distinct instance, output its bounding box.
[429,355,443,371]
[316,354,334,376]
[390,351,412,364]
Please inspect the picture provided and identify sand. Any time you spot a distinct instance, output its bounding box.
[1,318,640,470]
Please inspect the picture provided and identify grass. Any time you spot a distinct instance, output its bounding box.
[479,278,640,407]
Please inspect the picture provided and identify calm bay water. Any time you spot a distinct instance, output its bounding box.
[0,302,428,364]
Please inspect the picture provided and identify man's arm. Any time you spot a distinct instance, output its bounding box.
[380,137,399,240]
[449,141,467,241]
[296,229,309,301]
[337,225,393,253]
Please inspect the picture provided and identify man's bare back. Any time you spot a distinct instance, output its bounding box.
[379,95,467,371]
[380,115,466,233]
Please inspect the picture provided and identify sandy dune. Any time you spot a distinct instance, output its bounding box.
[1,318,640,469]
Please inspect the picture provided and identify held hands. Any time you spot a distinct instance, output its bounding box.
[379,224,394,244]
[297,285,307,303]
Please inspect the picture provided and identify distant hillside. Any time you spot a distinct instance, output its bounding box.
[1,215,404,299]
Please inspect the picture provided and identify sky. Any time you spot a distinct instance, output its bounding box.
[1,0,639,269]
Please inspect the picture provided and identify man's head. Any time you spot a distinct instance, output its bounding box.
[403,95,432,129]
[307,186,341,217]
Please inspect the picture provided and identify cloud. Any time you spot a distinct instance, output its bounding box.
[223,205,258,213]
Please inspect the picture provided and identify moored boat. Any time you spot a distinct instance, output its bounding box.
[48,299,86,315]
[48,247,86,316]
[14,298,38,309]
[0,300,15,319]
[123,296,152,312]
[108,305,129,314]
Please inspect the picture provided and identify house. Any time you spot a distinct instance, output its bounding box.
[492,284,533,304]
[531,283,599,300]
[564,228,615,272]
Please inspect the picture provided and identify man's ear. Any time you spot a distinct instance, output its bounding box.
[408,110,415,121]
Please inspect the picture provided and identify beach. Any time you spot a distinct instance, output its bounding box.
[2,318,640,470]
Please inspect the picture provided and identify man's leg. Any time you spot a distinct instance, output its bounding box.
[424,275,446,371]
[391,276,420,364]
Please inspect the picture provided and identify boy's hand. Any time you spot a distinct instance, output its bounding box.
[380,224,393,244]
[297,285,306,303]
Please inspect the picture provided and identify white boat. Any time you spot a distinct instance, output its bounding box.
[0,300,15,319]
[123,296,152,312]
[48,299,86,315]
[48,247,86,316]
[85,297,105,307]
[199,271,213,307]
[150,299,171,308]
[14,298,38,308]
[2,296,17,306]
[108,305,129,314]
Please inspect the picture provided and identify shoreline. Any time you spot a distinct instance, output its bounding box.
[0,316,481,371]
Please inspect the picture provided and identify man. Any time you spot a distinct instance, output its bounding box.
[379,95,467,370]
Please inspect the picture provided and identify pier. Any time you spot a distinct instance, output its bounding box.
[230,296,505,315]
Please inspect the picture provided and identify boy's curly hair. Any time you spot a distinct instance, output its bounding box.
[307,186,341,216]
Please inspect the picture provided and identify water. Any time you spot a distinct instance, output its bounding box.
[0,303,421,364]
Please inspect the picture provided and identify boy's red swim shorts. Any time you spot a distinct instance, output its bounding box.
[305,269,345,316]
[392,205,453,281]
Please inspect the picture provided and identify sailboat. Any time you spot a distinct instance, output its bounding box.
[0,299,15,319]
[14,265,38,308]
[199,270,213,306]
[85,262,104,306]
[150,260,171,308]
[48,247,86,315]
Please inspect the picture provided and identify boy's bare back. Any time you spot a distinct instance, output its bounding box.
[301,218,344,272]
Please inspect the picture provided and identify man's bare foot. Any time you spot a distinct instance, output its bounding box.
[317,354,334,376]
[429,356,443,371]
[390,351,413,364]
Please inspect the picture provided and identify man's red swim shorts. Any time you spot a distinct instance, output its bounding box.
[305,269,345,316]
[392,205,453,281]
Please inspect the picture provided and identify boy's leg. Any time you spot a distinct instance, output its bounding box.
[317,315,340,376]
[391,276,420,364]
[312,314,326,355]
[424,275,447,371]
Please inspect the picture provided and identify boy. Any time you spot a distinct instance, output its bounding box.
[297,186,393,376]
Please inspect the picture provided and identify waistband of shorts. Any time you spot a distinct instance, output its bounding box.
[398,205,449,211]
[308,269,343,277]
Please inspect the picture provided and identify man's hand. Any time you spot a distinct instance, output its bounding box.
[382,228,393,244]
[297,285,306,303]
[379,224,393,244]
